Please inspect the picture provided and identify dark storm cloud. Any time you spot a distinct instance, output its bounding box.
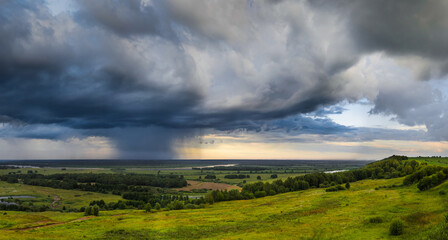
[0,0,345,133]
[310,0,448,79]
[0,0,202,129]
[347,0,448,59]
[76,0,176,39]
[2,0,448,158]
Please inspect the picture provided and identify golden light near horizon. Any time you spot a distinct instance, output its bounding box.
[177,132,448,160]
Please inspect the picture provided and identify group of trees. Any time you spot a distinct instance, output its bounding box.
[0,172,196,212]
[84,197,204,212]
[0,173,187,194]
[0,166,19,170]
[84,205,99,216]
[224,174,250,179]
[402,165,448,190]
[193,166,267,171]
[0,202,49,212]
[325,185,346,192]
[120,192,205,207]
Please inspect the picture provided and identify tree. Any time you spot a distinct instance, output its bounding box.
[145,203,152,213]
[270,174,278,179]
[257,176,261,180]
[93,205,99,216]
[167,200,184,210]
[345,182,350,190]
[84,206,92,216]
[154,202,161,210]
[254,191,267,198]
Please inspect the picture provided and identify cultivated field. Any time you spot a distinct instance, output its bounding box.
[175,180,242,191]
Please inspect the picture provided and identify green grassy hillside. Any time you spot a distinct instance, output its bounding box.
[1,176,447,239]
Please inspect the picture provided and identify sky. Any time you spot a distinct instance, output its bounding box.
[1,0,448,160]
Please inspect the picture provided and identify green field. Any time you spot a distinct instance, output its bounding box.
[411,157,448,167]
[0,176,447,239]
[0,181,122,210]
[1,157,448,239]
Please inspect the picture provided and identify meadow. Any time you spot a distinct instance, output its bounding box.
[0,181,122,210]
[0,157,447,239]
[0,177,447,239]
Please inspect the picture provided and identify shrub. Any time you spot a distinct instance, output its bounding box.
[167,200,184,210]
[389,219,404,236]
[325,185,345,192]
[154,202,161,210]
[84,206,91,216]
[254,191,267,198]
[93,205,99,216]
[368,216,383,223]
[144,203,152,212]
[440,190,446,195]
[184,203,196,209]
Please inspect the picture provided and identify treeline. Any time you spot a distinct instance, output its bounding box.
[121,192,199,206]
[193,166,267,171]
[0,166,19,170]
[206,156,421,203]
[0,173,187,194]
[88,194,206,212]
[0,201,49,212]
[224,174,250,179]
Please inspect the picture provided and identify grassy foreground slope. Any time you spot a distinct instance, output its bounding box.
[1,176,447,239]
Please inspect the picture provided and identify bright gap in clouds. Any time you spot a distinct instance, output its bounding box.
[328,100,427,131]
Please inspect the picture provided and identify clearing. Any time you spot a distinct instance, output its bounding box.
[174,180,241,191]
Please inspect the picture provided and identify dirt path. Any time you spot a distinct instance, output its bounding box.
[50,195,60,209]
[15,216,95,231]
[175,180,241,191]
[14,214,127,231]
[38,190,60,209]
